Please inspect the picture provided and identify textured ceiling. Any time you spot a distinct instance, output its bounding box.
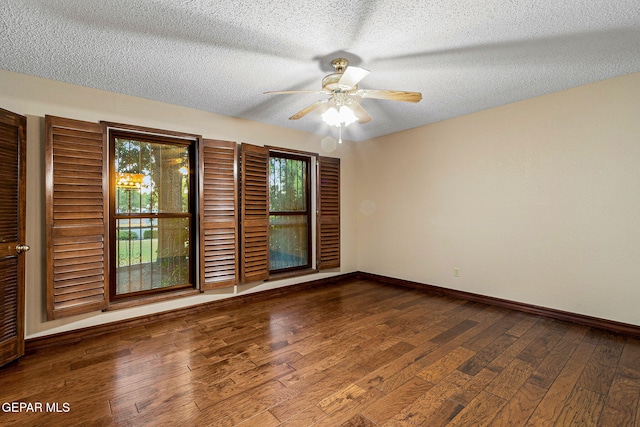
[1,1,640,141]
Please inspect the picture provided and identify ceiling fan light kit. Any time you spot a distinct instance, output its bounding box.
[321,105,358,127]
[265,57,423,142]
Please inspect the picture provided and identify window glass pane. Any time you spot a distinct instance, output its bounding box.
[115,138,189,214]
[269,215,308,270]
[113,135,192,298]
[269,157,307,212]
[115,217,190,295]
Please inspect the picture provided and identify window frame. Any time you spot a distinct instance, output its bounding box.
[107,128,197,302]
[268,151,312,274]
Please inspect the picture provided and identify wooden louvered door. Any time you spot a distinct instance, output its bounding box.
[239,144,269,283]
[317,156,340,269]
[45,116,108,319]
[200,139,238,290]
[0,109,27,367]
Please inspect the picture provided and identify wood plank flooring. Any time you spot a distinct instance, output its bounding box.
[2,278,640,426]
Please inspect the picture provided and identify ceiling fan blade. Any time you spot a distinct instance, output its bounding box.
[338,66,370,88]
[349,101,372,124]
[264,90,327,95]
[289,100,328,120]
[359,89,423,103]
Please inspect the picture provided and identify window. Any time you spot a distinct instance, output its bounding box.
[268,153,311,273]
[239,143,339,282]
[109,130,195,300]
[46,116,238,318]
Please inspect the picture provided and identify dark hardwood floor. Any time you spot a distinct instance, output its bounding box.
[1,278,640,426]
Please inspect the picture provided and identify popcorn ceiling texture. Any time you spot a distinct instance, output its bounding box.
[1,0,639,140]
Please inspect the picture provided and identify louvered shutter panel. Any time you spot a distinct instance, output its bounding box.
[46,116,108,319]
[240,143,269,283]
[200,139,238,290]
[317,156,340,269]
[0,108,25,367]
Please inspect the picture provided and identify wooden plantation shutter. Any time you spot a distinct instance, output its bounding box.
[239,143,269,283]
[45,116,108,319]
[200,139,238,290]
[317,156,340,269]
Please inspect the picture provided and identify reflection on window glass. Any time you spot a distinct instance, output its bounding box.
[115,218,190,294]
[269,154,310,272]
[269,157,307,212]
[113,136,192,296]
[115,139,189,214]
[269,215,309,270]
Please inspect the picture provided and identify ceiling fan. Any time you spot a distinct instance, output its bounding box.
[264,58,423,129]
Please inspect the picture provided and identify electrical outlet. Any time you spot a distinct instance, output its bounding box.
[454,268,460,277]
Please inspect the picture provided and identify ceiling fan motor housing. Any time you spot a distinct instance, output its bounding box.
[322,74,357,92]
[322,58,356,92]
[331,58,348,73]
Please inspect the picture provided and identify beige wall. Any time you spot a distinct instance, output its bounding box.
[0,69,358,338]
[356,71,640,326]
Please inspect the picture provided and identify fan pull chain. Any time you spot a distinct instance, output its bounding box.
[338,124,343,144]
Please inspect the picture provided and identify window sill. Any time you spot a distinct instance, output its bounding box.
[104,288,200,311]
[267,268,318,282]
